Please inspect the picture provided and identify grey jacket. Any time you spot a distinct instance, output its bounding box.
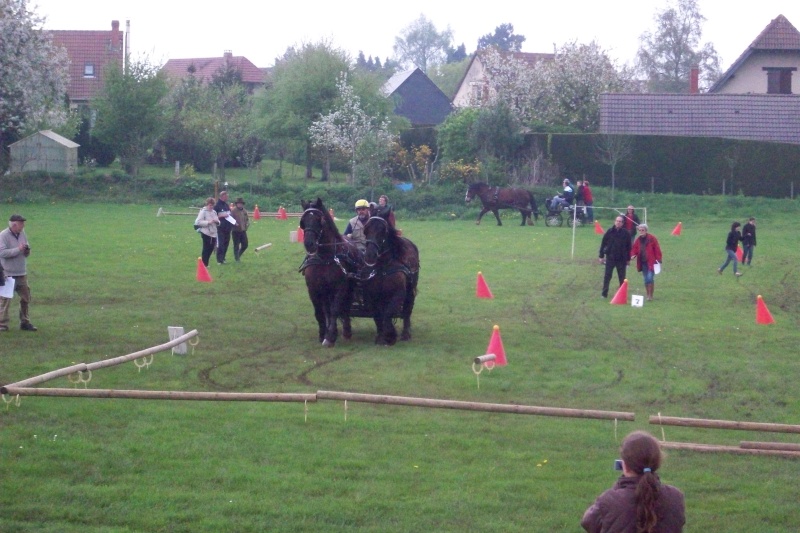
[0,227,29,277]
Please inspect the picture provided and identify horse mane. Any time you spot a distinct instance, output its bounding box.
[468,182,489,192]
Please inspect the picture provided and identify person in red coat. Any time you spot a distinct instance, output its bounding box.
[630,224,662,301]
[583,179,594,222]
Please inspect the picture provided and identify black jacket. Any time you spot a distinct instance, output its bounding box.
[599,226,632,262]
[725,229,742,251]
[742,223,756,246]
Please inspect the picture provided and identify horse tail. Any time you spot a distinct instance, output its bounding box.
[528,191,540,220]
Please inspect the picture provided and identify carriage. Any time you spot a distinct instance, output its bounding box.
[544,199,589,227]
[299,199,419,346]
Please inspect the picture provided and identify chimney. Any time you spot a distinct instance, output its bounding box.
[224,50,232,60]
[690,65,699,94]
[112,20,119,32]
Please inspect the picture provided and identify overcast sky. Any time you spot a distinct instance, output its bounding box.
[32,0,799,71]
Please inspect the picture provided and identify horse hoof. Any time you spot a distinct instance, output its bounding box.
[322,339,335,348]
[400,333,411,341]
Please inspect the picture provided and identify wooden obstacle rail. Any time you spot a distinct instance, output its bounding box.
[649,415,800,434]
[740,441,800,452]
[1,329,199,394]
[317,390,635,421]
[1,387,316,403]
[263,212,303,218]
[156,207,200,216]
[660,441,800,458]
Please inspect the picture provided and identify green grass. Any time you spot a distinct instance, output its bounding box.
[0,199,798,532]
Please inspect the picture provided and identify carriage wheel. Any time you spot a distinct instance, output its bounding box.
[569,215,584,227]
[545,213,563,227]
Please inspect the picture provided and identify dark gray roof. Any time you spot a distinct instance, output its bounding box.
[599,93,800,145]
[382,68,452,127]
[709,15,800,93]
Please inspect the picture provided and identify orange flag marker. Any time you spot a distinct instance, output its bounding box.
[610,279,628,305]
[671,222,682,236]
[485,325,507,366]
[476,272,494,299]
[756,295,775,324]
[196,258,212,282]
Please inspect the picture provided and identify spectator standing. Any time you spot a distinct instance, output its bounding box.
[344,199,371,253]
[214,190,234,264]
[741,217,757,266]
[598,216,631,298]
[195,198,220,267]
[718,221,743,277]
[581,430,685,533]
[575,180,585,215]
[622,205,640,240]
[583,180,594,222]
[631,224,662,301]
[230,197,250,262]
[0,214,37,331]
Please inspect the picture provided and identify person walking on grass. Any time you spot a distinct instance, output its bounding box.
[230,197,250,262]
[741,217,756,266]
[214,190,234,264]
[630,224,662,301]
[0,214,37,332]
[195,198,220,267]
[718,221,743,277]
[598,216,631,298]
[581,430,685,533]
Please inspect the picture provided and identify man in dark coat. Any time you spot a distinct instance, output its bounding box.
[598,216,631,298]
[741,217,757,266]
[214,190,234,264]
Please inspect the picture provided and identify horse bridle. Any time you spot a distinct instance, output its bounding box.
[363,216,390,267]
[300,208,330,255]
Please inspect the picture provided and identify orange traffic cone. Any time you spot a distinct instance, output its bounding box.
[594,220,603,234]
[476,272,494,299]
[736,246,743,262]
[756,295,775,324]
[485,325,507,366]
[277,206,288,220]
[671,222,682,236]
[610,279,628,305]
[253,205,261,221]
[196,258,212,282]
[297,226,305,242]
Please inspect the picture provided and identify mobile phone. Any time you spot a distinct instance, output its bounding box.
[614,459,623,471]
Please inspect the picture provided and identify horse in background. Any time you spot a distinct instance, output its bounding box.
[361,216,420,346]
[465,182,539,226]
[299,198,362,347]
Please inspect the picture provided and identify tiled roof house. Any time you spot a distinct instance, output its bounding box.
[600,15,800,145]
[452,51,554,108]
[161,51,267,93]
[50,20,125,107]
[382,68,453,127]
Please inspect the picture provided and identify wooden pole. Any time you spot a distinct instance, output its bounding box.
[3,387,316,403]
[740,441,800,452]
[317,390,635,421]
[649,415,800,434]
[1,330,199,394]
[661,441,800,458]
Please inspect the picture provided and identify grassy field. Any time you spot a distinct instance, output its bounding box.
[0,198,798,532]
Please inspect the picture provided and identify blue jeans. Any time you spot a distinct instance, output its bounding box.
[742,244,754,265]
[719,249,738,274]
[642,269,655,285]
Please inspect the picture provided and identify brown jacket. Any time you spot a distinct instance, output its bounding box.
[581,476,685,533]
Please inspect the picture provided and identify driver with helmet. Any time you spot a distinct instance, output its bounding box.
[344,199,371,252]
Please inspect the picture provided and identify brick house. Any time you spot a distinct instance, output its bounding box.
[161,51,268,93]
[50,20,125,108]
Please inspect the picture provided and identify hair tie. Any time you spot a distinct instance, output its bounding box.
[643,468,652,473]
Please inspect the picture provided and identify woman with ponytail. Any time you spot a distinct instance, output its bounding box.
[581,431,685,533]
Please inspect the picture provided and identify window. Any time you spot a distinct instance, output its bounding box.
[763,67,795,94]
[84,63,95,78]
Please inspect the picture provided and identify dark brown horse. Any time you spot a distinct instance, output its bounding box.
[361,216,420,346]
[299,198,362,347]
[465,182,539,226]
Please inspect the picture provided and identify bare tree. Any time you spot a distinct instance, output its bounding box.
[393,14,453,73]
[595,134,633,202]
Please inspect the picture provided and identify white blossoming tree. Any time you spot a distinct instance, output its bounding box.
[309,73,394,185]
[0,0,70,171]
